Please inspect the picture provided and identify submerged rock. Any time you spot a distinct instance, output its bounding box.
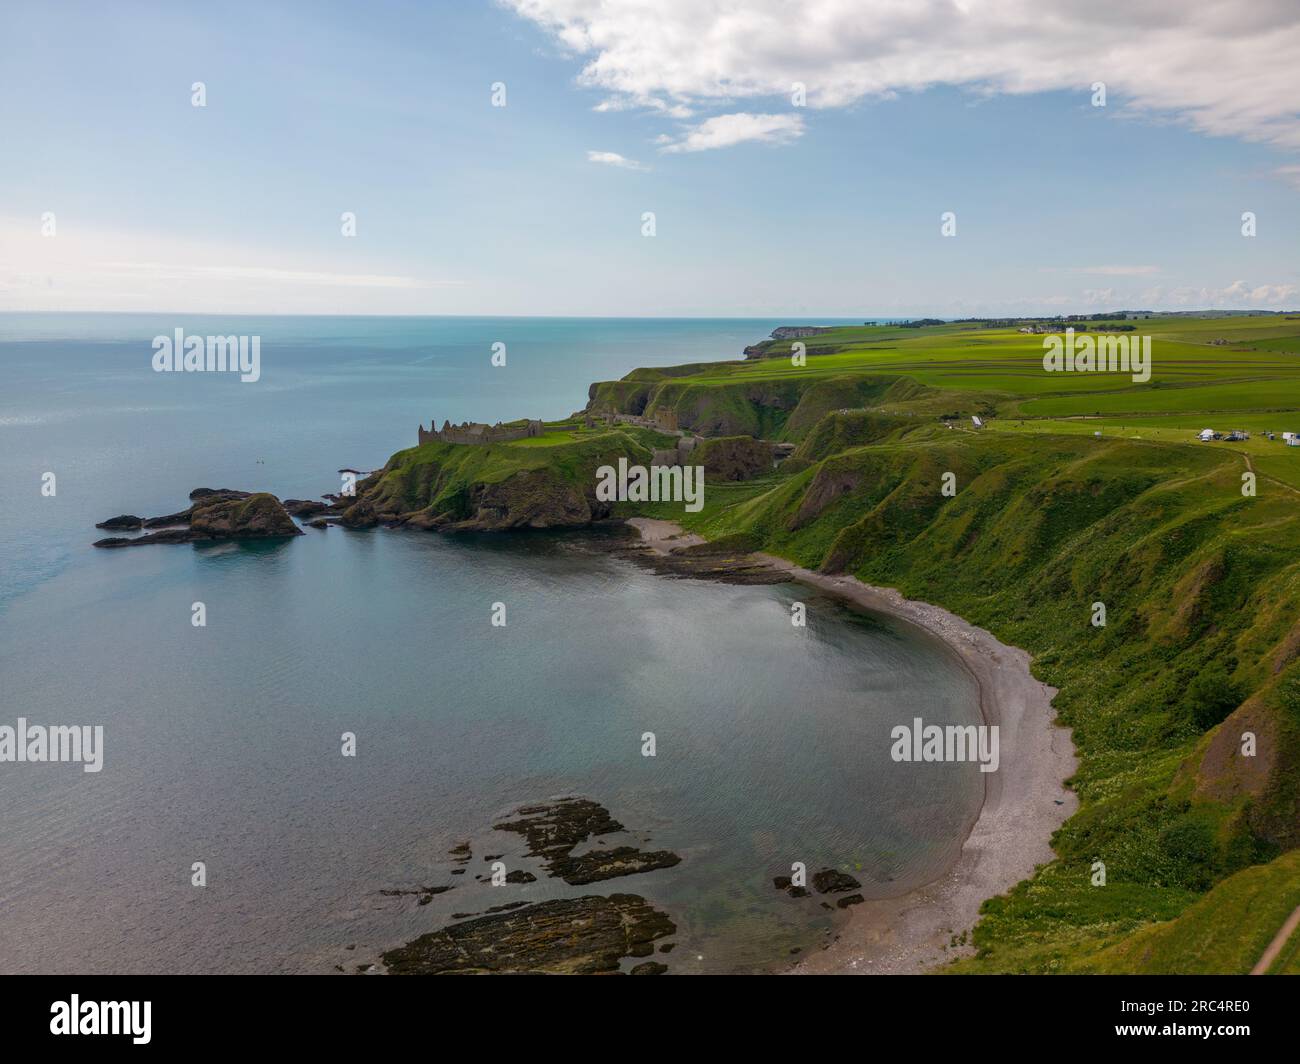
[94,527,206,548]
[620,535,793,586]
[494,798,623,862]
[493,797,681,885]
[559,846,681,886]
[812,869,862,894]
[379,884,454,906]
[380,894,675,975]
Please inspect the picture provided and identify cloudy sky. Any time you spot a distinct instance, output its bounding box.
[1,0,1297,316]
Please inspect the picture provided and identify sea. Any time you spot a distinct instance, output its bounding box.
[0,314,982,973]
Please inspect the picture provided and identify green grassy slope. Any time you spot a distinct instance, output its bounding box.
[591,313,1300,973]
[636,426,1300,972]
[1081,849,1300,974]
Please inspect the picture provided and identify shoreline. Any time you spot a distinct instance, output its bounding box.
[626,517,1079,975]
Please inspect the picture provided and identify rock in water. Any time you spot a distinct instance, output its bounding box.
[282,498,329,517]
[94,528,203,548]
[189,493,302,538]
[188,488,253,502]
[812,868,862,894]
[94,492,302,547]
[94,515,143,530]
[493,797,681,885]
[380,894,676,975]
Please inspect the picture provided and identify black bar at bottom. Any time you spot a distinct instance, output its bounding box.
[0,973,1286,1050]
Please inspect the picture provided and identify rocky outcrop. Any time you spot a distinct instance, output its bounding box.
[614,531,793,586]
[380,894,676,975]
[374,796,682,974]
[189,493,302,538]
[283,498,329,517]
[94,515,143,530]
[695,435,775,481]
[341,466,613,533]
[94,491,304,547]
[458,469,603,531]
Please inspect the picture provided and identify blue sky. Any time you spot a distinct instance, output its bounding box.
[1,0,1297,317]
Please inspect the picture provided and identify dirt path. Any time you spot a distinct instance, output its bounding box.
[1250,904,1300,975]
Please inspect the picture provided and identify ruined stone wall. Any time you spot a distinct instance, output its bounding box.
[418,419,544,446]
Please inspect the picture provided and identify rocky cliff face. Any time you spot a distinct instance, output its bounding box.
[337,433,653,533]
[695,435,774,481]
[463,469,605,530]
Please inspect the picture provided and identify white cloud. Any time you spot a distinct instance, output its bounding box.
[659,112,805,153]
[97,261,437,288]
[586,150,647,169]
[1140,281,1299,307]
[1273,164,1300,189]
[1079,265,1161,276]
[0,217,460,313]
[506,1,1300,150]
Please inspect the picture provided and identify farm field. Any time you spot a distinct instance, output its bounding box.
[583,312,1300,483]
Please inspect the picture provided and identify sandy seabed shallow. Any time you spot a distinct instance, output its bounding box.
[626,517,1079,975]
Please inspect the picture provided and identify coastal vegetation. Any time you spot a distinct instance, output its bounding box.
[589,313,1300,973]
[357,312,1300,973]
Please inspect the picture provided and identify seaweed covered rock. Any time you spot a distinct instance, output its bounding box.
[493,797,681,885]
[380,894,676,975]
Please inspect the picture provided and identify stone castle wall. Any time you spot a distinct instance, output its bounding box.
[613,409,679,434]
[418,419,544,446]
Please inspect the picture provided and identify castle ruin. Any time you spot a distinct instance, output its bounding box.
[418,419,545,445]
[612,409,679,433]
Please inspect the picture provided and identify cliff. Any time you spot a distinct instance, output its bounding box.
[338,430,660,532]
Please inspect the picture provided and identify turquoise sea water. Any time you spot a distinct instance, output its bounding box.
[0,314,981,973]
